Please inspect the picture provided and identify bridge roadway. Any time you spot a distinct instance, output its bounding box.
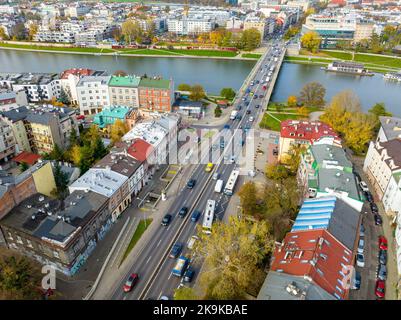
[109,39,287,300]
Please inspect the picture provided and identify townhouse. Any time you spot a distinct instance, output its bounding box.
[59,68,98,105]
[278,119,341,162]
[76,75,111,115]
[93,106,131,129]
[108,75,141,108]
[0,118,17,168]
[138,77,174,113]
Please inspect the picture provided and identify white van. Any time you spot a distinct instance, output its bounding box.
[214,179,224,193]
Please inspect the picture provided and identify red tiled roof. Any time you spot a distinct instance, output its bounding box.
[60,68,94,80]
[12,151,41,165]
[280,120,341,144]
[271,229,353,300]
[127,138,153,162]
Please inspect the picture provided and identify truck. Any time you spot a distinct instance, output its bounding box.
[214,179,224,193]
[230,110,238,120]
[172,256,189,277]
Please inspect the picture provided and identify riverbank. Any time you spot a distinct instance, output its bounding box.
[0,42,262,61]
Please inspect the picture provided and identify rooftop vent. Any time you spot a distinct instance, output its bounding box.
[38,196,45,202]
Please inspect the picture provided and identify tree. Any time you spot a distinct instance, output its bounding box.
[174,287,199,300]
[58,87,70,105]
[240,28,261,51]
[369,102,392,132]
[220,88,236,100]
[52,162,69,200]
[48,144,64,161]
[284,26,300,40]
[300,31,322,53]
[0,27,9,40]
[214,105,222,118]
[298,106,309,118]
[177,83,192,91]
[287,95,297,107]
[298,82,326,107]
[19,162,29,173]
[10,23,26,41]
[189,84,206,101]
[69,144,82,167]
[196,217,274,299]
[110,119,128,144]
[238,182,260,217]
[69,127,79,147]
[265,164,290,181]
[121,19,143,44]
[0,255,41,300]
[113,70,127,77]
[28,23,39,41]
[112,28,122,43]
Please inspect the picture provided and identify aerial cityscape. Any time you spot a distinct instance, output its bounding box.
[0,0,401,307]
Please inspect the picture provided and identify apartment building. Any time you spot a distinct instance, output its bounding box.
[0,118,16,168]
[59,68,98,105]
[243,16,268,39]
[0,190,111,276]
[108,75,141,108]
[0,89,28,111]
[138,77,173,113]
[33,28,76,43]
[167,16,215,35]
[69,167,129,222]
[93,106,131,129]
[76,76,111,115]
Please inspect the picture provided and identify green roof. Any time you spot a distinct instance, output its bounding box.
[393,171,401,183]
[93,106,131,129]
[109,75,141,87]
[139,78,171,89]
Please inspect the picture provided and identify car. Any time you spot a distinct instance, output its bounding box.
[356,253,365,267]
[352,271,361,290]
[183,267,195,282]
[375,280,385,298]
[375,214,383,226]
[186,179,196,189]
[357,238,365,254]
[161,214,172,226]
[223,124,230,130]
[253,95,258,100]
[178,206,188,218]
[187,235,199,249]
[212,172,220,180]
[378,250,387,265]
[273,148,278,156]
[256,80,260,84]
[378,236,388,250]
[246,110,251,115]
[259,95,264,99]
[169,243,183,259]
[377,263,387,281]
[359,181,369,192]
[123,273,139,292]
[365,191,373,203]
[160,296,169,300]
[360,224,365,237]
[230,155,236,163]
[242,97,246,101]
[370,202,378,212]
[191,210,201,222]
[249,116,254,122]
[244,124,251,131]
[255,104,260,108]
[205,162,213,172]
[236,105,242,110]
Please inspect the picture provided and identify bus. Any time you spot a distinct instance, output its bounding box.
[223,170,240,196]
[202,199,216,234]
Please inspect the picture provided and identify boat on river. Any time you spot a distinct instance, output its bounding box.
[322,61,374,76]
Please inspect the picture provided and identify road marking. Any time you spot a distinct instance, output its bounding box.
[158,291,163,300]
[168,273,172,280]
[167,225,170,231]
[146,256,152,265]
[156,239,162,248]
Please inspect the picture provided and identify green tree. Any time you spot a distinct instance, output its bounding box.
[287,95,297,107]
[69,127,79,146]
[298,82,326,107]
[177,83,192,91]
[110,119,128,144]
[52,162,69,200]
[58,87,70,105]
[19,162,29,173]
[220,88,236,100]
[214,105,222,117]
[28,23,39,41]
[48,144,64,161]
[238,182,260,217]
[189,84,206,101]
[265,164,290,181]
[284,26,300,40]
[122,19,143,44]
[174,287,199,300]
[0,26,9,40]
[240,28,261,51]
[300,31,322,53]
[196,217,274,299]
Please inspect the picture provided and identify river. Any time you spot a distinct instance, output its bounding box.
[0,49,400,116]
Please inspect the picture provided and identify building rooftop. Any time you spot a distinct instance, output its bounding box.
[377,138,401,171]
[60,68,95,80]
[69,167,128,198]
[122,120,168,147]
[93,150,141,177]
[316,168,360,201]
[139,77,171,90]
[310,144,353,171]
[109,75,141,88]
[76,75,111,87]
[13,73,59,85]
[93,106,131,128]
[12,151,41,166]
[127,139,153,162]
[280,120,341,144]
[257,271,335,300]
[291,196,360,251]
[379,116,401,141]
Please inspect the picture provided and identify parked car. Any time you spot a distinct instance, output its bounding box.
[378,250,387,265]
[123,273,139,292]
[161,214,172,226]
[375,280,385,298]
[191,210,201,222]
[187,235,199,250]
[249,116,254,122]
[356,253,365,267]
[246,110,251,114]
[365,191,373,203]
[360,224,365,237]
[378,236,388,250]
[183,267,195,283]
[186,179,196,189]
[359,181,369,192]
[377,263,387,281]
[223,124,230,130]
[357,238,365,254]
[352,271,361,290]
[370,202,378,212]
[375,214,383,226]
[178,206,188,218]
[169,243,183,259]
[259,95,264,99]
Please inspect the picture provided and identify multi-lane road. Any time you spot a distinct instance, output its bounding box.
[108,40,286,300]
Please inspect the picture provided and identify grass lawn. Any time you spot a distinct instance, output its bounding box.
[0,42,115,53]
[321,51,353,60]
[120,218,152,264]
[242,53,262,59]
[259,112,306,131]
[165,49,238,57]
[354,53,401,69]
[285,56,331,64]
[119,49,181,55]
